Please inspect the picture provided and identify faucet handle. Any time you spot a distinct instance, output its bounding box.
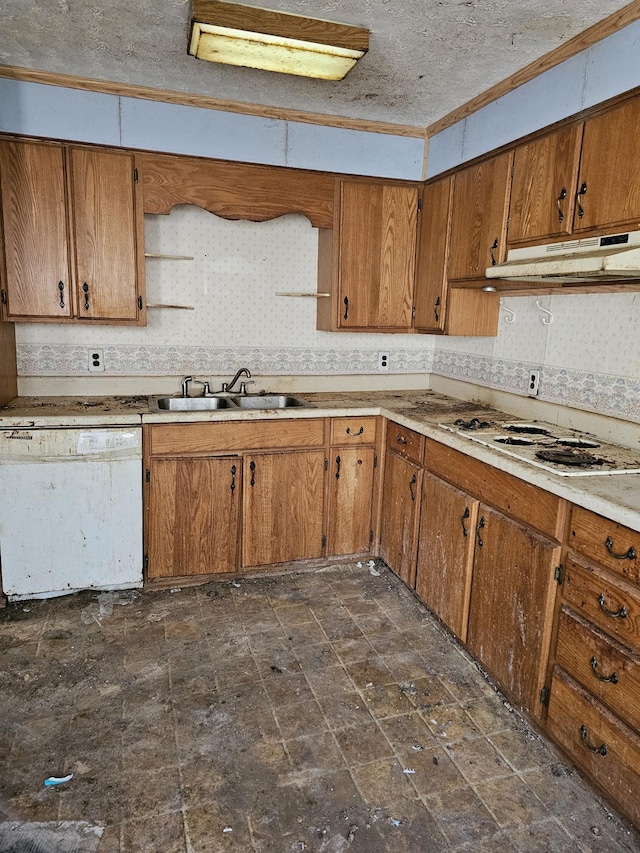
[239,381,256,395]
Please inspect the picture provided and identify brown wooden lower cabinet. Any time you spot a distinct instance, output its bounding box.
[416,472,478,642]
[326,446,376,557]
[146,455,241,580]
[242,450,326,567]
[466,504,560,716]
[379,449,422,588]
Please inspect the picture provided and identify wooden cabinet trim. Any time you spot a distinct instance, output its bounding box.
[148,419,327,456]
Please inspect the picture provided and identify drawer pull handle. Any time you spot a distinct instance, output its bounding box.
[346,426,364,436]
[397,435,407,445]
[590,656,619,684]
[598,593,628,620]
[580,724,607,756]
[605,536,636,561]
[461,506,470,538]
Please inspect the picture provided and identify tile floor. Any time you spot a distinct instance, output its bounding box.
[1,563,639,852]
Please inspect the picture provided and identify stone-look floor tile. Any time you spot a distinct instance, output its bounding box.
[454,831,517,851]
[460,694,517,735]
[333,721,394,767]
[343,598,383,617]
[521,763,596,816]
[351,758,418,807]
[119,767,183,822]
[560,802,640,852]
[294,768,364,825]
[489,728,557,772]
[305,664,355,696]
[283,621,327,645]
[508,818,579,852]
[378,712,437,753]
[285,732,346,775]
[475,776,550,829]
[360,683,417,718]
[273,603,316,626]
[344,655,395,689]
[353,612,398,636]
[377,798,449,853]
[368,632,416,657]
[425,787,500,848]
[262,671,315,708]
[404,675,457,712]
[423,704,481,742]
[121,811,185,853]
[292,641,341,671]
[331,637,374,665]
[445,737,512,783]
[96,824,122,852]
[379,650,430,682]
[398,747,468,797]
[315,691,374,730]
[274,699,328,739]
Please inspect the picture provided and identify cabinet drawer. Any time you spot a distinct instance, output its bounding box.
[555,607,640,733]
[148,419,326,456]
[385,423,424,464]
[563,558,640,654]
[546,668,640,827]
[330,417,377,445]
[570,506,639,583]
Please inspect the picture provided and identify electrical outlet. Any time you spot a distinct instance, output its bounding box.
[527,369,540,397]
[88,349,104,372]
[377,351,390,372]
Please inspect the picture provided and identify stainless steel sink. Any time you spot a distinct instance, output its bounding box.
[155,396,236,410]
[230,394,312,409]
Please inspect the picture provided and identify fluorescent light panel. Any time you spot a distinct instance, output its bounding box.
[189,0,369,80]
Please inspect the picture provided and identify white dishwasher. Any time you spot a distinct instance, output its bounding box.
[0,426,143,600]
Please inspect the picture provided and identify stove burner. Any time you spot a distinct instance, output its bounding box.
[535,449,606,468]
[503,424,550,436]
[454,418,491,430]
[555,438,600,449]
[494,436,534,446]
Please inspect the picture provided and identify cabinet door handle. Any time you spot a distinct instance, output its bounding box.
[434,295,440,323]
[335,455,341,480]
[249,460,256,487]
[397,435,407,445]
[605,536,636,561]
[556,187,567,222]
[461,506,470,538]
[476,516,485,548]
[580,724,607,756]
[82,282,89,311]
[57,281,65,308]
[590,656,618,684]
[346,426,364,436]
[598,592,627,619]
[343,296,349,320]
[230,464,236,493]
[489,238,499,266]
[576,181,587,219]
[409,473,417,501]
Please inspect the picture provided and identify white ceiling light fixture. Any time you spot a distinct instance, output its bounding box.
[189,0,369,81]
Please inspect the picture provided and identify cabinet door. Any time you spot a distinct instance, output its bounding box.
[326,446,375,557]
[338,181,417,329]
[413,176,452,332]
[70,148,141,321]
[574,97,640,233]
[379,450,422,588]
[416,472,478,641]
[508,124,583,244]
[0,140,73,319]
[242,450,325,567]
[467,504,560,714]
[448,152,513,281]
[146,456,240,579]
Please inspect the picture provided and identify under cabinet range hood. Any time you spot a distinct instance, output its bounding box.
[486,230,640,284]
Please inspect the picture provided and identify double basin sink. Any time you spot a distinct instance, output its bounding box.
[153,394,312,411]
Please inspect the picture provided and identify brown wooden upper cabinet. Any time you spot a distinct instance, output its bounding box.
[508,96,640,245]
[0,139,145,324]
[317,180,419,332]
[448,151,513,282]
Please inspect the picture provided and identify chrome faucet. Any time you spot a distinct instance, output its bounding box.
[221,367,251,393]
[181,376,211,397]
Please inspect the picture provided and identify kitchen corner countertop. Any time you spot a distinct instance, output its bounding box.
[2,390,639,533]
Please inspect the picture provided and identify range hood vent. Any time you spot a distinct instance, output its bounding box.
[486,230,640,283]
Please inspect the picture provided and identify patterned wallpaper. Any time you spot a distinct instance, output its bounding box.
[15,206,640,423]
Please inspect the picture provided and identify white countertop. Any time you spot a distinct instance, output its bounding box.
[2,390,639,533]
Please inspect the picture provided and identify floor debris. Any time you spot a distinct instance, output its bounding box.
[43,774,73,787]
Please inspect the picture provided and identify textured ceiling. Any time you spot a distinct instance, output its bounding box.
[0,0,631,128]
